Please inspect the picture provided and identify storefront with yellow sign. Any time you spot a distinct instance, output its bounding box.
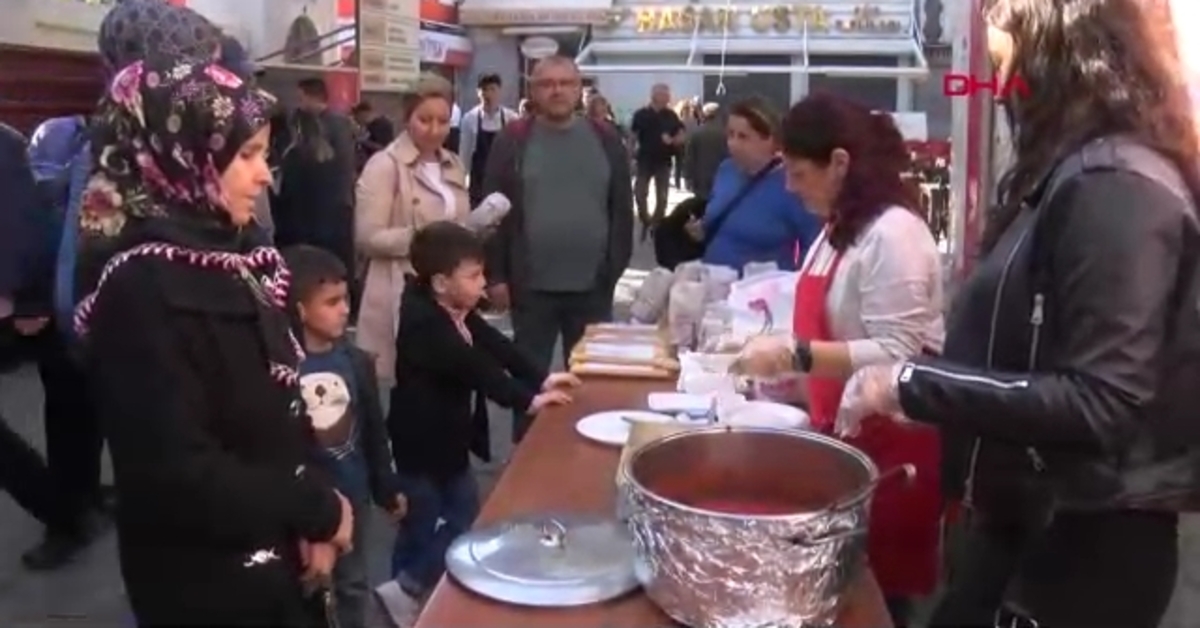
[573,0,927,120]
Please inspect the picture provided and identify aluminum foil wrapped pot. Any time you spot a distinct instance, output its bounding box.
[619,426,882,627]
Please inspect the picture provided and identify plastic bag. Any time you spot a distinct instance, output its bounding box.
[667,280,707,349]
[629,267,675,323]
[675,260,707,283]
[743,260,780,278]
[702,264,739,303]
[727,271,799,338]
[464,192,511,231]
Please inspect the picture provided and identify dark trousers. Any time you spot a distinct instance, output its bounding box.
[390,471,479,595]
[332,500,371,628]
[510,287,613,443]
[36,326,104,523]
[0,414,74,531]
[933,509,1177,628]
[634,160,673,226]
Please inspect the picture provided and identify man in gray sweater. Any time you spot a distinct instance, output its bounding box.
[481,56,633,442]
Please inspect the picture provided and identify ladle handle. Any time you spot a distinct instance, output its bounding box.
[828,463,916,513]
[783,464,917,548]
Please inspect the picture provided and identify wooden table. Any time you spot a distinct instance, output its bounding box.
[413,377,894,628]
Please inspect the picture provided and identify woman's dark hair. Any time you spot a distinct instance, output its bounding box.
[411,222,485,283]
[286,109,334,163]
[782,92,918,251]
[981,0,1200,252]
[728,95,781,139]
[477,73,502,89]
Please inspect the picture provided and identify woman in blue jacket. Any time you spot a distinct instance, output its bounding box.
[693,96,821,272]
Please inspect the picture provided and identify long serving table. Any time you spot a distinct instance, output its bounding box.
[412,377,894,628]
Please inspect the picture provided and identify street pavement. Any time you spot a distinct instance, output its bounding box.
[2,183,1198,627]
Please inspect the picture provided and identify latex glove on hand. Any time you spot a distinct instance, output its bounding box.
[729,332,796,379]
[835,362,906,437]
[465,192,512,231]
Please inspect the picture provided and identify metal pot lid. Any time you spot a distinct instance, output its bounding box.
[445,513,639,607]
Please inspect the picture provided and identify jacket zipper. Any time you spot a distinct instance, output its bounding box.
[1025,293,1047,471]
[963,226,1033,508]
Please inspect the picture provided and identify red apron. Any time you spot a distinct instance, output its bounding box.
[793,232,943,597]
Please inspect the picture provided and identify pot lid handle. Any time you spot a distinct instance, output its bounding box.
[537,518,568,550]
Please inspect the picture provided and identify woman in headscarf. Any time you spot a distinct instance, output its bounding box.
[74,57,352,627]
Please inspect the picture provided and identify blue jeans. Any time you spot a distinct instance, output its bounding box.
[390,472,480,595]
[332,499,371,628]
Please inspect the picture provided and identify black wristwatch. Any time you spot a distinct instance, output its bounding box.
[792,339,814,373]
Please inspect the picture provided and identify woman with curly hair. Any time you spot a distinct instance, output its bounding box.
[77,57,353,626]
[833,0,1200,626]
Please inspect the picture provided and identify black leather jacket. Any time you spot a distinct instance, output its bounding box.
[898,138,1200,514]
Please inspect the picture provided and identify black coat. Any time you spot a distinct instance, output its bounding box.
[898,137,1200,514]
[389,281,546,481]
[86,254,342,626]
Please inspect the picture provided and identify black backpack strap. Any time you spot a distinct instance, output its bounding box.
[704,157,782,246]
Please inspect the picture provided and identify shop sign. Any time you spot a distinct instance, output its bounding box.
[519,36,560,59]
[459,8,617,27]
[624,3,904,35]
[358,0,421,93]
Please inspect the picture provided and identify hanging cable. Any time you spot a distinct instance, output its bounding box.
[715,0,733,96]
[686,6,701,66]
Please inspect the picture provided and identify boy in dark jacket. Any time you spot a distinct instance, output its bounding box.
[284,245,406,628]
[386,222,578,605]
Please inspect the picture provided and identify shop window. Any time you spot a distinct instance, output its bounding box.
[702,54,791,114]
[807,55,899,112]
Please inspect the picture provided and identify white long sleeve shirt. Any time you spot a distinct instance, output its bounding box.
[800,206,946,369]
[458,104,520,176]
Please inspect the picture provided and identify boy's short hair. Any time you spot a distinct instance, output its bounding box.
[477,73,502,90]
[411,222,484,281]
[297,78,328,102]
[282,245,348,305]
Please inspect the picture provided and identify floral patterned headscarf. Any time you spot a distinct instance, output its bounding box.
[80,57,274,240]
[75,57,304,388]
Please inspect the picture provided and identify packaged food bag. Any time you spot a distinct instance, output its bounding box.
[667,280,707,349]
[630,267,675,323]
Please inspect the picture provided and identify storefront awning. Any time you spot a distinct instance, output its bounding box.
[575,8,930,80]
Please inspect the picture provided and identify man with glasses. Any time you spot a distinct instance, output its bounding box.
[479,56,633,443]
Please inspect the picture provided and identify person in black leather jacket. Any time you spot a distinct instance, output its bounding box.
[834,1,1200,627]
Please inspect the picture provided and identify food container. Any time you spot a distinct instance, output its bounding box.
[619,426,881,627]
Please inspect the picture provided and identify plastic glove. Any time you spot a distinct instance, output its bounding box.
[465,192,512,231]
[729,331,795,379]
[835,362,906,437]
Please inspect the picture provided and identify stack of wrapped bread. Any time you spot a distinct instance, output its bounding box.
[568,323,679,379]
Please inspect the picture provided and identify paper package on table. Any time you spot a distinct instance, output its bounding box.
[727,270,800,340]
[570,323,679,379]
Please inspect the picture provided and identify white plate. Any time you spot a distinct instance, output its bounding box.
[575,410,676,446]
[721,400,809,430]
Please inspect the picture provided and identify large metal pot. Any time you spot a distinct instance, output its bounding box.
[619,426,880,627]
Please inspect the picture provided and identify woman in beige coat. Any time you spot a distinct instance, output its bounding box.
[355,75,471,384]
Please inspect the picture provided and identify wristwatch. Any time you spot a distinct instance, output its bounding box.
[792,339,814,373]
